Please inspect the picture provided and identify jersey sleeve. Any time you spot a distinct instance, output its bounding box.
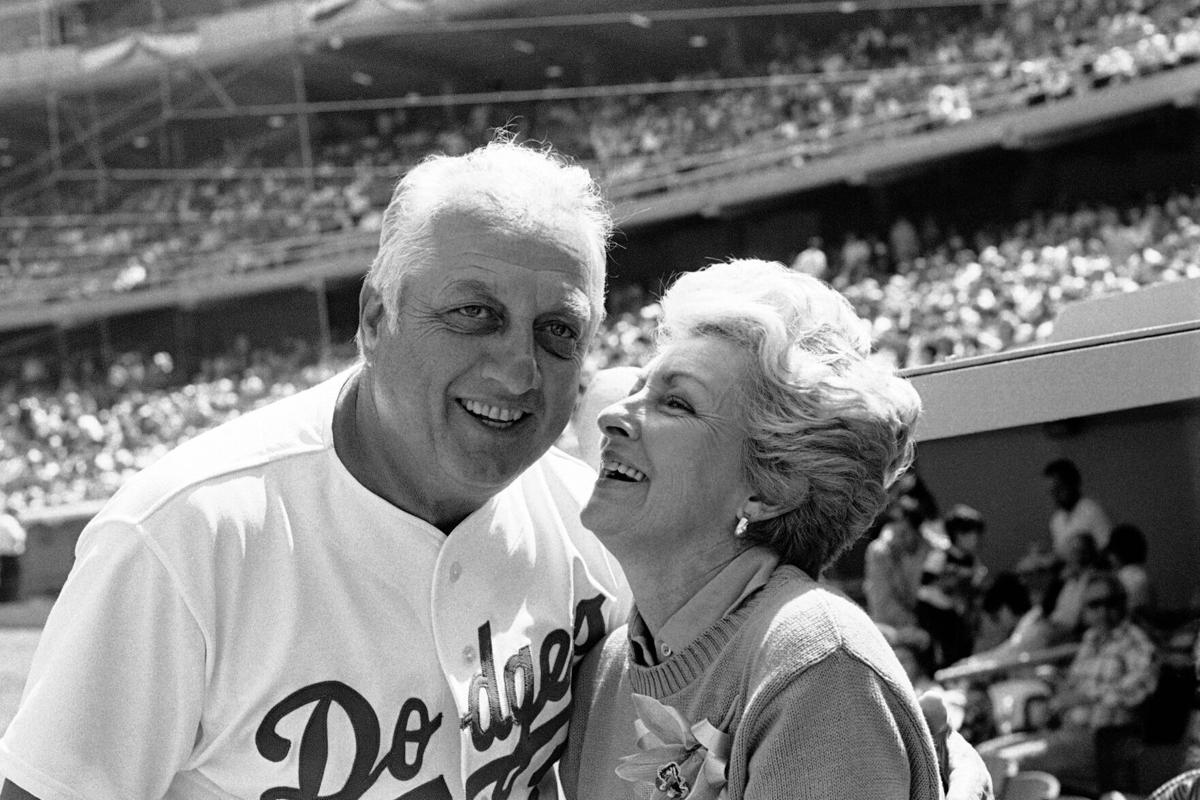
[737,651,943,800]
[0,519,207,800]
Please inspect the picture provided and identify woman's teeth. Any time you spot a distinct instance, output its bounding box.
[601,460,646,483]
[462,400,527,427]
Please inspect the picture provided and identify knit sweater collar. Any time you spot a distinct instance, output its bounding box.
[626,566,805,698]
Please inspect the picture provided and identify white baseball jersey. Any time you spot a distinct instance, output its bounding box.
[0,370,630,800]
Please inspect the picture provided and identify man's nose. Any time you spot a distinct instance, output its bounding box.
[481,329,539,395]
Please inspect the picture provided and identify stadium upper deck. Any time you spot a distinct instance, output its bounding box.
[1,0,1199,349]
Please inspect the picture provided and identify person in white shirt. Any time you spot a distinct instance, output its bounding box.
[0,137,632,800]
[1044,458,1112,560]
[0,498,26,603]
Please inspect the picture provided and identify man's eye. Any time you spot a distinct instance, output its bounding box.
[543,321,577,340]
[455,305,491,319]
[536,321,581,359]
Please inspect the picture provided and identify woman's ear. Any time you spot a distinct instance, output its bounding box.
[741,486,805,525]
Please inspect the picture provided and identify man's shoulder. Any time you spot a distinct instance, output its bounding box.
[96,374,345,527]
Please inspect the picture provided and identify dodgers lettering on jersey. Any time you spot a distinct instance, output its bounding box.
[253,594,610,800]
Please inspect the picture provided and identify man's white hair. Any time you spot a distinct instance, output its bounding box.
[365,136,612,330]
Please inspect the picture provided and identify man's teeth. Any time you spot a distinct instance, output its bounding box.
[601,460,646,483]
[462,400,527,425]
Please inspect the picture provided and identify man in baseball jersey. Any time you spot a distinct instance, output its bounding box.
[0,139,630,800]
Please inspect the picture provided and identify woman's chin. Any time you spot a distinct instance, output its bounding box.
[580,500,618,538]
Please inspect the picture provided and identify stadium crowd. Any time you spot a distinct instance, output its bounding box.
[4,0,1200,303]
[0,339,354,515]
[5,179,1200,513]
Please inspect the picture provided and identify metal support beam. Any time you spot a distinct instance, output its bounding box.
[290,7,315,192]
[151,0,175,169]
[312,277,331,360]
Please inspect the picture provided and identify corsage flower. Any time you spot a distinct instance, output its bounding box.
[614,694,730,800]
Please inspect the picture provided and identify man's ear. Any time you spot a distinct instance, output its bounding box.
[358,281,387,360]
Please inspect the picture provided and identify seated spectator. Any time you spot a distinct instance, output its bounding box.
[1186,632,1200,771]
[1049,531,1106,636]
[1105,522,1154,623]
[1144,767,1200,800]
[1045,458,1113,559]
[973,571,1033,653]
[917,504,988,669]
[791,236,828,279]
[1019,572,1160,794]
[969,545,1066,661]
[864,493,932,629]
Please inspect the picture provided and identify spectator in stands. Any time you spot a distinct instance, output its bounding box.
[0,138,634,800]
[973,571,1033,653]
[889,216,921,271]
[918,504,988,668]
[1143,767,1200,800]
[969,544,1065,662]
[1032,572,1159,794]
[837,231,873,286]
[791,236,828,279]
[865,493,932,630]
[0,496,25,603]
[1105,522,1154,622]
[1049,531,1106,637]
[1044,458,1112,559]
[1185,633,1200,771]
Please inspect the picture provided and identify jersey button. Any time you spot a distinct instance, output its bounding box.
[660,643,673,658]
[449,562,462,582]
[462,645,476,664]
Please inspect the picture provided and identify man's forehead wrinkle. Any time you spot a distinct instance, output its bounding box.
[437,276,498,298]
[460,248,590,278]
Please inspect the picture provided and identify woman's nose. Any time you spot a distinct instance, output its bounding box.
[596,397,637,439]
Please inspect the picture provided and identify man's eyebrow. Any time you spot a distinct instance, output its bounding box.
[442,278,497,298]
[551,292,592,322]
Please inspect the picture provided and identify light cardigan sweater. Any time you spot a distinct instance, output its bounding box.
[562,565,945,800]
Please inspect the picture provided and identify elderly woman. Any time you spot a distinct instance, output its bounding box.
[562,259,943,799]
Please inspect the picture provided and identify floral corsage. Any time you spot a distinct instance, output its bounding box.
[614,694,730,800]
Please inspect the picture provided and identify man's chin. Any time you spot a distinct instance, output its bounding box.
[446,452,539,494]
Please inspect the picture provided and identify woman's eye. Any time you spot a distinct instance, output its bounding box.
[663,396,693,413]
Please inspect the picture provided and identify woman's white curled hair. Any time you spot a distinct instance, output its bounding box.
[657,259,923,576]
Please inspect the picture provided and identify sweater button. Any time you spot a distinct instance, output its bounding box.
[660,643,672,657]
[449,562,462,582]
[463,645,476,664]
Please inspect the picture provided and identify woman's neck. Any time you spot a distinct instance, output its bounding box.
[617,538,743,641]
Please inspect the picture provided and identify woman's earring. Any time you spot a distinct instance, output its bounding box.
[734,516,749,538]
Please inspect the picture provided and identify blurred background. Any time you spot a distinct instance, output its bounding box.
[1,0,1199,796]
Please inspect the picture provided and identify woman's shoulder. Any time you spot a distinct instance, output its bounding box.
[740,566,906,681]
